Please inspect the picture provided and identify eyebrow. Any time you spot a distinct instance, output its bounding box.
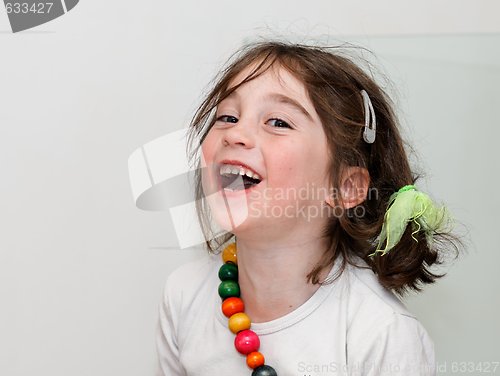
[266,93,313,121]
[225,90,313,121]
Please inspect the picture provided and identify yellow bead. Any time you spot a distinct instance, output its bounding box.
[222,243,237,265]
[228,312,250,334]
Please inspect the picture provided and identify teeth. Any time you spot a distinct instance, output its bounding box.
[219,164,262,181]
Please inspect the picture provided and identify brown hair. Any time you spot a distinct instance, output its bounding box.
[186,40,464,297]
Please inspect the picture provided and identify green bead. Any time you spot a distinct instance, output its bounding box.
[218,280,240,299]
[218,263,238,281]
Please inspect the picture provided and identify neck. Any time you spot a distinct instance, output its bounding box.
[235,235,331,323]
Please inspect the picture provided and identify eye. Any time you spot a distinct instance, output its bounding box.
[216,115,238,123]
[267,118,292,129]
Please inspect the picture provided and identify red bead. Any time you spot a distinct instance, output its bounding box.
[246,351,265,369]
[221,297,245,318]
[234,329,260,355]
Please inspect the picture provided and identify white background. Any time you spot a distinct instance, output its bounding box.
[1,1,499,375]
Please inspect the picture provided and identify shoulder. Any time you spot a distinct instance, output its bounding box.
[343,257,435,374]
[162,250,220,311]
[344,256,416,328]
[347,310,435,375]
[164,250,220,295]
[166,251,219,284]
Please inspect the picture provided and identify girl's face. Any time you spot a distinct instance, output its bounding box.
[201,63,332,238]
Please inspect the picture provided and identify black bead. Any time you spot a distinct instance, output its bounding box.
[251,365,278,376]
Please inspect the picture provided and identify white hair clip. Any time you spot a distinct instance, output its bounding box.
[361,90,376,144]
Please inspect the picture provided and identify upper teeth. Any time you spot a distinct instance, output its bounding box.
[219,164,262,181]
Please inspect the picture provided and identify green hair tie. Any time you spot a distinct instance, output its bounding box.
[398,184,417,193]
[368,185,454,257]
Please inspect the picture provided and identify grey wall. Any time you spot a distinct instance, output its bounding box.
[354,34,500,368]
[0,1,498,375]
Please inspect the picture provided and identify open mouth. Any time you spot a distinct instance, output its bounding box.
[218,164,263,192]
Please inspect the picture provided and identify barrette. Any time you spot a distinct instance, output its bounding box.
[361,89,376,144]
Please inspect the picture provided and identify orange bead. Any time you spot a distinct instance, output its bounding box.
[222,297,245,318]
[222,243,237,265]
[228,312,251,334]
[246,351,265,369]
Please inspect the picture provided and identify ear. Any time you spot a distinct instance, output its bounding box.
[324,167,370,209]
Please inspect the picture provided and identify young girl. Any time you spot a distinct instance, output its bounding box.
[155,40,460,376]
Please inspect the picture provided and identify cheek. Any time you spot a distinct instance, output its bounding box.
[266,140,329,188]
[200,133,217,167]
[200,133,219,198]
[266,145,309,186]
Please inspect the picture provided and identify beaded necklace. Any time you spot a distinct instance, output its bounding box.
[218,242,278,376]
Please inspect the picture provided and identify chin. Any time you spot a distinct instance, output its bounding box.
[206,190,252,232]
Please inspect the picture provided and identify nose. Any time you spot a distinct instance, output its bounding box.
[221,118,256,148]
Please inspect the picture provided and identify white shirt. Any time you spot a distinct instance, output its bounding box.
[155,252,435,376]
